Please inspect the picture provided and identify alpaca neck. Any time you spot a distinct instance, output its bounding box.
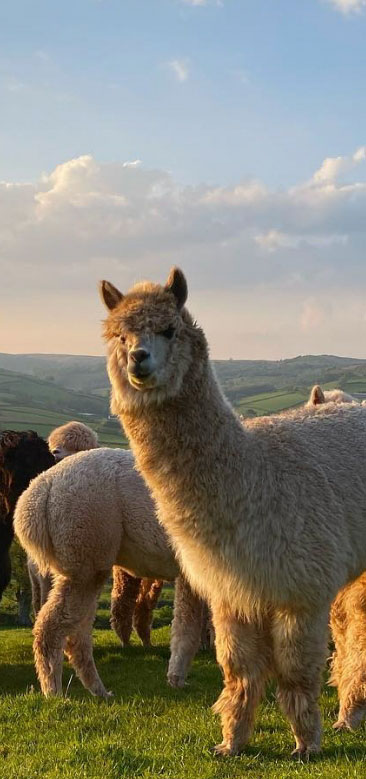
[120,350,249,535]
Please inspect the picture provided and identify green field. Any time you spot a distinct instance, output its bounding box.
[1,625,366,778]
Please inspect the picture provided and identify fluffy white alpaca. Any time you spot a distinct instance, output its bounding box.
[100,267,366,759]
[15,448,205,696]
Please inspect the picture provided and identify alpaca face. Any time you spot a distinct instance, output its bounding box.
[50,444,70,462]
[100,268,200,407]
[48,422,99,460]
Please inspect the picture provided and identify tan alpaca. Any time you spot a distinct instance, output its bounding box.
[28,421,101,616]
[306,384,366,731]
[14,447,205,697]
[100,268,366,759]
[29,420,164,649]
[48,420,99,461]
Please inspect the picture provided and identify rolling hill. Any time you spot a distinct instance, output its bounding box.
[1,352,366,441]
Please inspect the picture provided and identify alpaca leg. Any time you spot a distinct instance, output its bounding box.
[330,605,366,730]
[110,567,141,647]
[39,571,53,609]
[33,572,109,697]
[27,559,41,617]
[273,607,329,759]
[211,606,271,756]
[64,586,111,699]
[167,575,204,688]
[33,575,70,696]
[133,578,163,647]
[200,602,214,650]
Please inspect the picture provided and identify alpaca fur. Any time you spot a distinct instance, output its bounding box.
[14,447,205,697]
[48,420,99,461]
[306,385,357,408]
[306,384,366,731]
[0,430,55,602]
[45,420,164,647]
[100,268,366,759]
[27,421,101,617]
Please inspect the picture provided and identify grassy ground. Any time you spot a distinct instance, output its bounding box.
[1,623,366,778]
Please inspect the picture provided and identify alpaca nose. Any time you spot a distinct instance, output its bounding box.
[130,348,150,364]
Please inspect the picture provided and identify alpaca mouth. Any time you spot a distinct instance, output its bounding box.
[128,372,156,390]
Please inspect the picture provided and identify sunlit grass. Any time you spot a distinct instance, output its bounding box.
[1,625,366,778]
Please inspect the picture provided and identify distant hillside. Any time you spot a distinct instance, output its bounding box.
[1,352,366,406]
[0,366,125,445]
[0,353,108,393]
[2,353,366,440]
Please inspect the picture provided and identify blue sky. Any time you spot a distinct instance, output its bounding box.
[1,0,366,358]
[1,0,366,187]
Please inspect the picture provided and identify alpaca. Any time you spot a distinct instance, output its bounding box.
[100,267,366,759]
[14,447,205,697]
[0,430,55,611]
[306,385,357,407]
[48,420,99,461]
[27,421,101,617]
[306,384,366,731]
[45,420,164,647]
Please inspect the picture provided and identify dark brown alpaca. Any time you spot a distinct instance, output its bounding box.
[0,430,55,604]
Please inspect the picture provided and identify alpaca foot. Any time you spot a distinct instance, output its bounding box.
[212,741,240,757]
[333,719,352,732]
[167,673,185,689]
[90,682,114,699]
[291,745,320,763]
[333,704,366,731]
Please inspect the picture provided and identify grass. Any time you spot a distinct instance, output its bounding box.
[1,627,366,778]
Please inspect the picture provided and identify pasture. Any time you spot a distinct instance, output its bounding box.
[1,623,366,779]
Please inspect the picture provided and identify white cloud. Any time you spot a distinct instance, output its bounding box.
[168,59,189,82]
[255,229,348,252]
[122,159,142,168]
[1,146,366,357]
[327,0,366,13]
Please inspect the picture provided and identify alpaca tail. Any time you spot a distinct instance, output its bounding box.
[13,472,53,576]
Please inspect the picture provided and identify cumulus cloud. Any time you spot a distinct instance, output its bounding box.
[327,0,366,13]
[1,146,366,357]
[168,59,189,82]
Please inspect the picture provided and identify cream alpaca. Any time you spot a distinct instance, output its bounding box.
[306,383,366,731]
[14,447,204,697]
[28,421,101,616]
[100,268,366,759]
[33,420,164,649]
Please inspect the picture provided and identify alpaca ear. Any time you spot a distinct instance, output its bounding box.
[99,280,124,311]
[309,385,325,406]
[165,267,188,310]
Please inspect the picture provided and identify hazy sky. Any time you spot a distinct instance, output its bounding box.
[1,0,366,359]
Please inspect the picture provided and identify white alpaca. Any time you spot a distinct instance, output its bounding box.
[15,448,205,696]
[99,267,366,759]
[31,420,165,650]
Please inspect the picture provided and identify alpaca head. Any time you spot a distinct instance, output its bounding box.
[307,385,356,408]
[100,267,207,411]
[48,421,99,461]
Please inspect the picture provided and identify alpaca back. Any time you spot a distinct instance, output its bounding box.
[14,447,178,581]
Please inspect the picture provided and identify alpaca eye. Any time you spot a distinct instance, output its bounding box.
[119,335,126,344]
[159,325,176,340]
